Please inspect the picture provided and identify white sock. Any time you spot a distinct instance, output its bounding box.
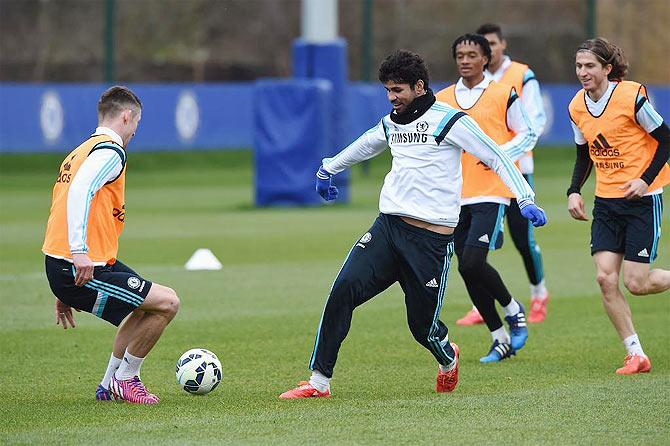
[114,349,145,381]
[471,305,478,312]
[491,327,510,345]
[100,353,123,389]
[531,280,548,300]
[439,360,457,372]
[503,298,521,317]
[624,334,645,357]
[438,335,457,372]
[309,370,331,392]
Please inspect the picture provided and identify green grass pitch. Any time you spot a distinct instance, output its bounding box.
[0,147,668,445]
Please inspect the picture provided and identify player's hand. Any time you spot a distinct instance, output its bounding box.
[619,178,648,200]
[55,298,78,329]
[316,165,338,201]
[567,193,589,221]
[520,202,548,227]
[72,252,94,286]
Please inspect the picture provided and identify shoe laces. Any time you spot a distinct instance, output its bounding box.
[128,376,150,397]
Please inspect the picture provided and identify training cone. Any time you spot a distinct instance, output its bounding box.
[185,248,223,271]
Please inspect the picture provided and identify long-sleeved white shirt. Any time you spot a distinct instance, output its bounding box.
[453,76,537,205]
[488,56,547,136]
[454,76,537,162]
[322,100,534,227]
[488,56,546,173]
[65,127,126,265]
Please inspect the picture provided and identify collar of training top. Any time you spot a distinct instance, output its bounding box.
[390,88,436,125]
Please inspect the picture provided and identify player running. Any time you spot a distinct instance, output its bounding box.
[279,50,546,399]
[43,86,180,404]
[567,38,670,375]
[456,23,550,326]
[436,34,538,362]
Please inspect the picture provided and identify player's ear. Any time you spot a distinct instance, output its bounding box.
[501,38,508,51]
[604,63,613,76]
[415,79,425,94]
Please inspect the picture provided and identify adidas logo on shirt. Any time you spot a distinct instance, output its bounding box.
[425,278,439,288]
[637,248,649,258]
[478,234,490,243]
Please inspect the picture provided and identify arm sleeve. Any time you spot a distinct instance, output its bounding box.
[641,121,670,186]
[321,119,388,174]
[499,90,538,162]
[570,120,587,145]
[635,93,664,132]
[67,148,125,254]
[520,74,547,136]
[566,143,593,195]
[445,114,535,204]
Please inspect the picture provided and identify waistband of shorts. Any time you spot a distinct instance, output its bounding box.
[382,213,455,241]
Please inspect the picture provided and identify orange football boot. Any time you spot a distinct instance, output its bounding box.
[456,308,484,326]
[528,293,550,323]
[436,343,460,393]
[616,355,652,375]
[279,381,332,399]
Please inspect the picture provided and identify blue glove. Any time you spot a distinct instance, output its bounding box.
[316,165,338,201]
[520,202,548,227]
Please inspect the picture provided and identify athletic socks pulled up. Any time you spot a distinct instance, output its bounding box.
[114,349,146,381]
[503,298,521,317]
[624,333,645,357]
[491,326,511,345]
[100,353,123,389]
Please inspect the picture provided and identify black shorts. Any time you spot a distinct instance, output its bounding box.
[454,202,507,251]
[591,194,664,263]
[45,256,153,326]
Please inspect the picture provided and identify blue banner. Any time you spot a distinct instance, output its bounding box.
[1,82,668,153]
[0,83,254,152]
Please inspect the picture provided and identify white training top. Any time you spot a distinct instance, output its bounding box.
[488,55,547,174]
[454,76,537,206]
[322,100,535,227]
[65,127,125,265]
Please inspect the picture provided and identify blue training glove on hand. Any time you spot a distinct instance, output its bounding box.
[316,165,339,201]
[519,202,548,227]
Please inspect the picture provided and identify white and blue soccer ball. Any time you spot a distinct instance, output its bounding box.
[176,348,222,395]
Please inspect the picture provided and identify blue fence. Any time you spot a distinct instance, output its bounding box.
[1,82,668,153]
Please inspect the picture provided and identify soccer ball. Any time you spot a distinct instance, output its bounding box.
[175,348,222,395]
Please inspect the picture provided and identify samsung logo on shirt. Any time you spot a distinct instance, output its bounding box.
[389,132,429,144]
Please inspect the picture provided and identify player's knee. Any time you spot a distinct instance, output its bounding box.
[596,271,619,293]
[623,277,647,296]
[156,287,180,318]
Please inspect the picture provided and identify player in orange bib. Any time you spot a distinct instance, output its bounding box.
[436,34,542,362]
[476,23,550,323]
[567,38,670,375]
[43,86,180,403]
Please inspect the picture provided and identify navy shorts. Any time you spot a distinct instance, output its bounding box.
[455,202,507,251]
[591,194,664,263]
[45,256,153,326]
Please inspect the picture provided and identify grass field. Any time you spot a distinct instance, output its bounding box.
[0,147,668,445]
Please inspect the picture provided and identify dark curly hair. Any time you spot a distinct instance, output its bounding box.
[452,33,492,70]
[577,37,628,81]
[378,50,429,89]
